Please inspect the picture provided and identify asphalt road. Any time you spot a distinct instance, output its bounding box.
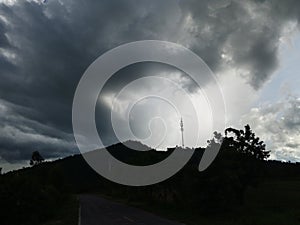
[79,194,184,225]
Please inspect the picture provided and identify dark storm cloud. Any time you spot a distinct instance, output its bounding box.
[0,0,299,162]
[0,21,9,48]
[0,99,75,162]
[178,0,300,89]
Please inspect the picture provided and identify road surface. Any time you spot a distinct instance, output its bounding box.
[79,194,184,225]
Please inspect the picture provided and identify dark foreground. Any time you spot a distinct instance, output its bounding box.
[79,194,184,225]
[2,141,300,225]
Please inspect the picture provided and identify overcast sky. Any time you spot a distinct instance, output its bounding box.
[0,0,300,172]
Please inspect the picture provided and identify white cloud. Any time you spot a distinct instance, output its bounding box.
[241,96,300,161]
[215,68,259,126]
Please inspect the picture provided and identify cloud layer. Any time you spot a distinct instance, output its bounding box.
[0,0,300,164]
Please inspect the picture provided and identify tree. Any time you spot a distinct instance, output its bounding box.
[0,167,2,175]
[30,151,44,166]
[206,131,223,148]
[199,125,270,207]
[224,124,270,160]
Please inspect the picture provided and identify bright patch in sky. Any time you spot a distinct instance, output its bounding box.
[258,31,300,103]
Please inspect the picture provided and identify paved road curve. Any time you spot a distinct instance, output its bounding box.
[79,194,185,225]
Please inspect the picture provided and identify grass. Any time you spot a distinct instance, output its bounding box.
[42,195,79,225]
[97,178,300,225]
[46,178,300,225]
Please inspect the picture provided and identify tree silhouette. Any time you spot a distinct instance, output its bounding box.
[206,131,223,148]
[0,167,2,175]
[224,124,270,160]
[201,125,270,206]
[30,151,44,166]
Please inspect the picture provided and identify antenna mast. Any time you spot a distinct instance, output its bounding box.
[180,117,184,147]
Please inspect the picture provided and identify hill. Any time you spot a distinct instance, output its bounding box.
[1,141,300,225]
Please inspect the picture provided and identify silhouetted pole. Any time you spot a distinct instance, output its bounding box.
[180,117,184,147]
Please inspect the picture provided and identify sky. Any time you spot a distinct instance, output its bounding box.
[0,0,300,172]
